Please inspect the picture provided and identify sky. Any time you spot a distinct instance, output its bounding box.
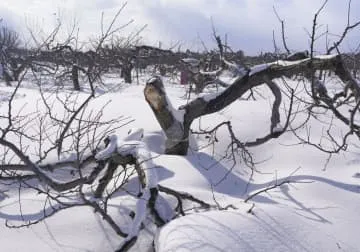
[0,0,360,55]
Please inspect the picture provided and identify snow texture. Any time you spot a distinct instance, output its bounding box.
[155,207,359,252]
[123,128,144,142]
[199,69,220,76]
[148,76,159,84]
[223,59,247,76]
[249,63,269,75]
[181,58,200,66]
[125,190,149,239]
[200,92,222,102]
[94,135,118,160]
[314,54,337,60]
[154,194,174,222]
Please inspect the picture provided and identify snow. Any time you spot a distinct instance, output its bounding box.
[200,91,222,102]
[95,127,158,189]
[198,70,242,101]
[137,147,158,188]
[249,63,269,75]
[154,194,174,222]
[122,190,149,241]
[95,135,118,160]
[249,55,337,76]
[218,69,241,85]
[0,72,360,252]
[181,58,200,66]
[272,122,283,133]
[155,206,358,252]
[224,60,248,76]
[275,59,308,66]
[249,60,306,75]
[147,76,159,84]
[199,69,220,76]
[314,54,337,60]
[114,127,161,250]
[123,128,144,142]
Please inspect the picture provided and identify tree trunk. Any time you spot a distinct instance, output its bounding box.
[159,65,166,76]
[124,68,132,83]
[122,63,133,84]
[3,69,13,86]
[144,77,189,155]
[72,65,80,91]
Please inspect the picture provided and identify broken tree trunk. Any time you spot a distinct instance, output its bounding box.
[144,77,188,154]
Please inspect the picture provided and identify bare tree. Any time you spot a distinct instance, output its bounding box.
[0,24,25,85]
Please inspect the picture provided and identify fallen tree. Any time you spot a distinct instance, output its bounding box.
[144,53,360,155]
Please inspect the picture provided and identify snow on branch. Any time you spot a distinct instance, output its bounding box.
[93,128,174,251]
[2,126,178,251]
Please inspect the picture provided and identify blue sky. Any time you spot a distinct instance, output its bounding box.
[1,0,359,55]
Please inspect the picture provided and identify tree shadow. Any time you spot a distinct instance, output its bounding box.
[106,165,175,199]
[142,130,198,154]
[185,151,359,222]
[143,130,166,154]
[187,152,360,197]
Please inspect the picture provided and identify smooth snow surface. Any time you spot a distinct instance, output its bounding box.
[155,206,358,252]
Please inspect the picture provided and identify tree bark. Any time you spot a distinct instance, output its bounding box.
[3,69,13,86]
[72,65,80,91]
[122,63,132,84]
[144,77,188,154]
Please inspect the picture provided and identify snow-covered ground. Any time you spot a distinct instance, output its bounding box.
[0,74,359,252]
